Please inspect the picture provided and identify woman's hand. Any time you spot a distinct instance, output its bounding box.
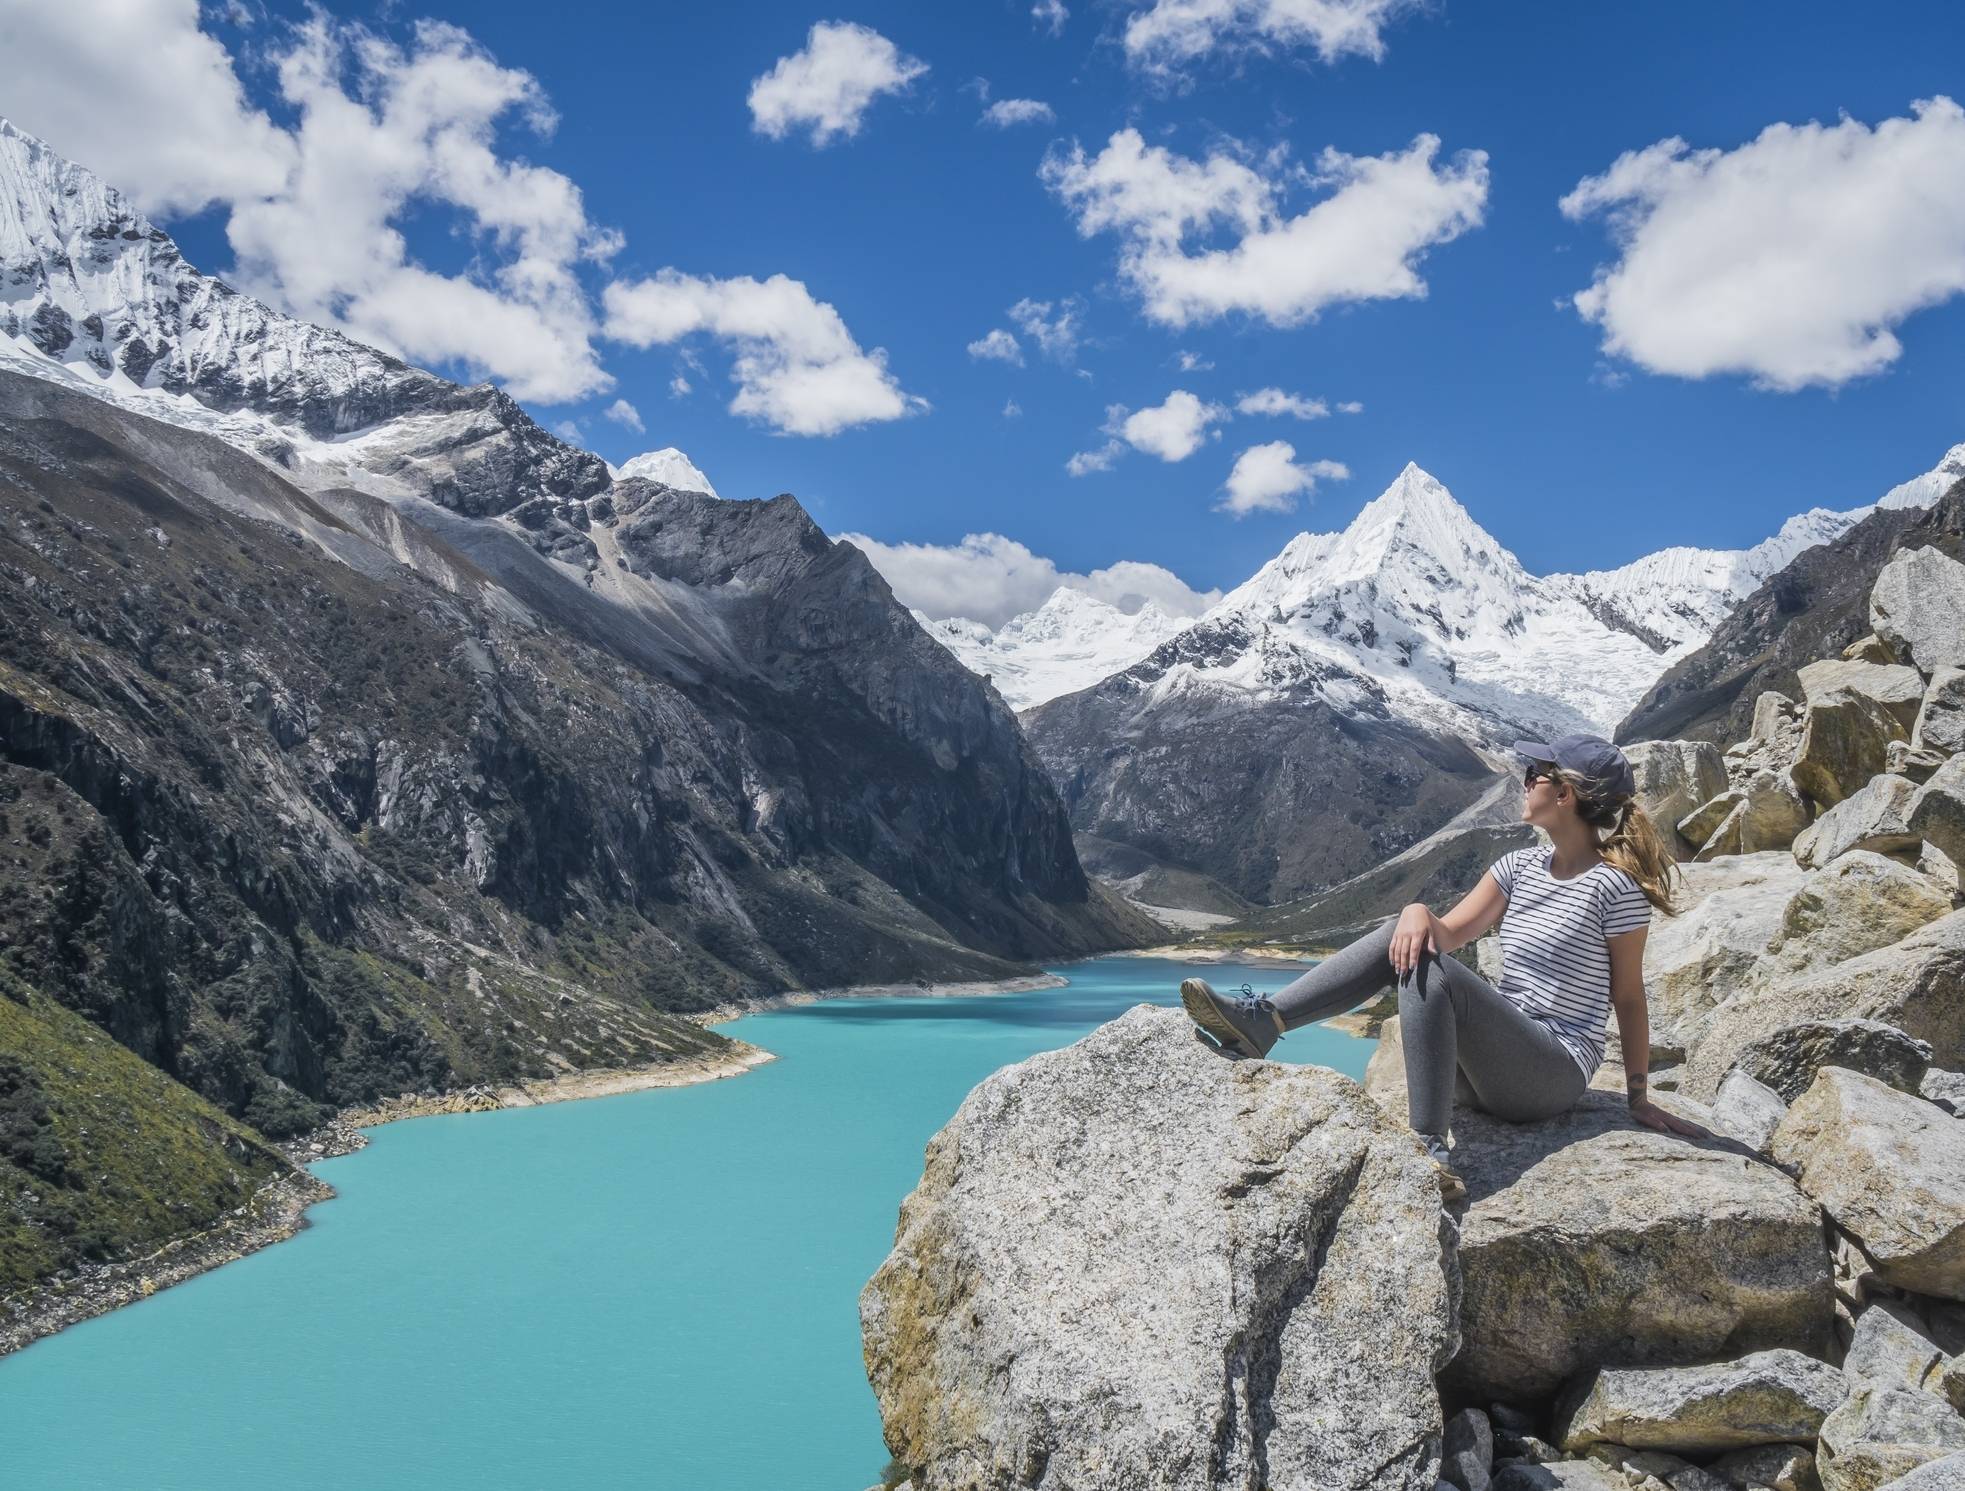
[1628,1096,1706,1138]
[1388,903,1437,977]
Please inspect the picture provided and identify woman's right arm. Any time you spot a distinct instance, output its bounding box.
[1393,872,1506,968]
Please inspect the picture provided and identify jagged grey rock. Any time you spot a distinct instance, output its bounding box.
[1793,689,1912,810]
[1437,1094,1831,1404]
[1847,637,1902,666]
[1914,671,1965,757]
[1686,791,1749,853]
[1443,1408,1496,1491]
[1816,1385,1965,1491]
[1764,856,1956,980]
[1893,743,1953,784]
[1708,1441,1822,1491]
[1554,1351,1846,1456]
[1872,548,1965,676]
[1631,740,1731,858]
[1922,1069,1965,1118]
[1680,910,1965,1102]
[1792,777,1923,869]
[1491,1462,1628,1490]
[1770,1069,1965,1300]
[1796,661,1928,735]
[859,1005,1459,1491]
[1876,1451,1965,1489]
[1713,1069,1790,1152]
[1736,1020,1935,1104]
[1846,1302,1956,1398]
[1642,853,1809,1049]
[1910,759,1965,871]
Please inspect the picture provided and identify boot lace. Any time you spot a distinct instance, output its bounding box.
[1228,984,1285,1041]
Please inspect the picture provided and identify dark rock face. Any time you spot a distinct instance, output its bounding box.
[1617,484,1965,746]
[0,371,1150,1137]
[1022,618,1496,906]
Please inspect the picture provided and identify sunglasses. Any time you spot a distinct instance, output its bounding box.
[1523,763,1559,788]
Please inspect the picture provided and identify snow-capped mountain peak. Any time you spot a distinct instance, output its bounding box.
[920,587,1189,710]
[613,448,718,497]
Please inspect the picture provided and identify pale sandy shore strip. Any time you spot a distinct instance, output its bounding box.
[1,952,1301,1359]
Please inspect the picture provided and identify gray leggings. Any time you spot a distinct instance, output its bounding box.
[1270,919,1589,1141]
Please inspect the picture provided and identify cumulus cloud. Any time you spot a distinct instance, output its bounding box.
[1120,389,1226,460]
[838,531,1220,627]
[1220,441,1347,516]
[669,372,693,397]
[1337,399,1364,413]
[1043,127,1487,329]
[1008,296,1085,361]
[11,3,623,403]
[1176,349,1214,371]
[1560,96,1965,391]
[1033,0,1070,36]
[1066,439,1126,477]
[1124,0,1418,74]
[982,98,1056,128]
[747,21,927,146]
[604,398,645,432]
[604,269,926,436]
[1236,387,1328,419]
[967,328,1024,363]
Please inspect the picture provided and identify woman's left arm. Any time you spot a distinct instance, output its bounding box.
[1608,929,1704,1137]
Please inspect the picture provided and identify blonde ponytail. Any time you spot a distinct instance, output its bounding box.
[1555,768,1683,915]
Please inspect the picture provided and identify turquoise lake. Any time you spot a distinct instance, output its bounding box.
[0,956,1371,1490]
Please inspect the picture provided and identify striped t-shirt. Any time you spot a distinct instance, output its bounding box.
[1487,845,1652,1077]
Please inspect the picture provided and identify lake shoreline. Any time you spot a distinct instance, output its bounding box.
[0,953,1285,1361]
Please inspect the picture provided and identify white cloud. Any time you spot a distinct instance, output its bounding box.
[1043,127,1487,329]
[1219,441,1347,516]
[0,0,295,215]
[747,21,927,147]
[1066,440,1125,476]
[1008,296,1085,361]
[1003,398,1023,417]
[1236,387,1328,419]
[604,270,926,436]
[604,398,645,432]
[1560,97,1965,391]
[838,531,1219,627]
[552,418,585,443]
[669,372,693,397]
[967,328,1024,363]
[982,99,1056,129]
[1120,389,1226,461]
[1337,399,1364,413]
[9,4,620,403]
[1124,0,1417,74]
[1176,349,1214,371]
[1033,0,1070,36]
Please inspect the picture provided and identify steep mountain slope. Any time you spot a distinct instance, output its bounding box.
[0,125,1153,1151]
[1618,478,1965,745]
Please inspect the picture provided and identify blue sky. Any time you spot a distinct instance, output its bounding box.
[12,0,1965,622]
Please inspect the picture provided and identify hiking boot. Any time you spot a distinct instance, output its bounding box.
[1179,978,1284,1060]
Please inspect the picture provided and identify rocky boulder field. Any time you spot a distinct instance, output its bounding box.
[860,545,1965,1491]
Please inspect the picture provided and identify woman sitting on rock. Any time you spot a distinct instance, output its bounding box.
[1180,732,1700,1201]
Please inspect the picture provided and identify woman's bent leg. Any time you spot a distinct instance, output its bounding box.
[1397,952,1589,1141]
[1267,919,1401,1030]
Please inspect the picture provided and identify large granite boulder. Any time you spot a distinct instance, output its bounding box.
[1680,911,1965,1102]
[1796,661,1927,736]
[1690,771,1814,859]
[1491,1462,1627,1490]
[1769,1068,1965,1301]
[1437,1095,1832,1404]
[1872,547,1965,676]
[1914,670,1965,757]
[1712,1069,1791,1153]
[1792,776,1923,870]
[1764,856,1957,981]
[1910,759,1965,870]
[1734,1021,1934,1105]
[1709,1441,1824,1490]
[1845,1301,1959,1400]
[1792,690,1912,811]
[1553,1351,1846,1456]
[859,1005,1459,1491]
[1631,740,1731,859]
[1817,1386,1965,1491]
[1643,854,1811,1049]
[1879,1452,1965,1489]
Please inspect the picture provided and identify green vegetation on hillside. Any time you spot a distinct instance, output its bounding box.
[0,968,287,1299]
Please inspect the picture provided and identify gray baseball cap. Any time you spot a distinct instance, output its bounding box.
[1513,732,1636,802]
